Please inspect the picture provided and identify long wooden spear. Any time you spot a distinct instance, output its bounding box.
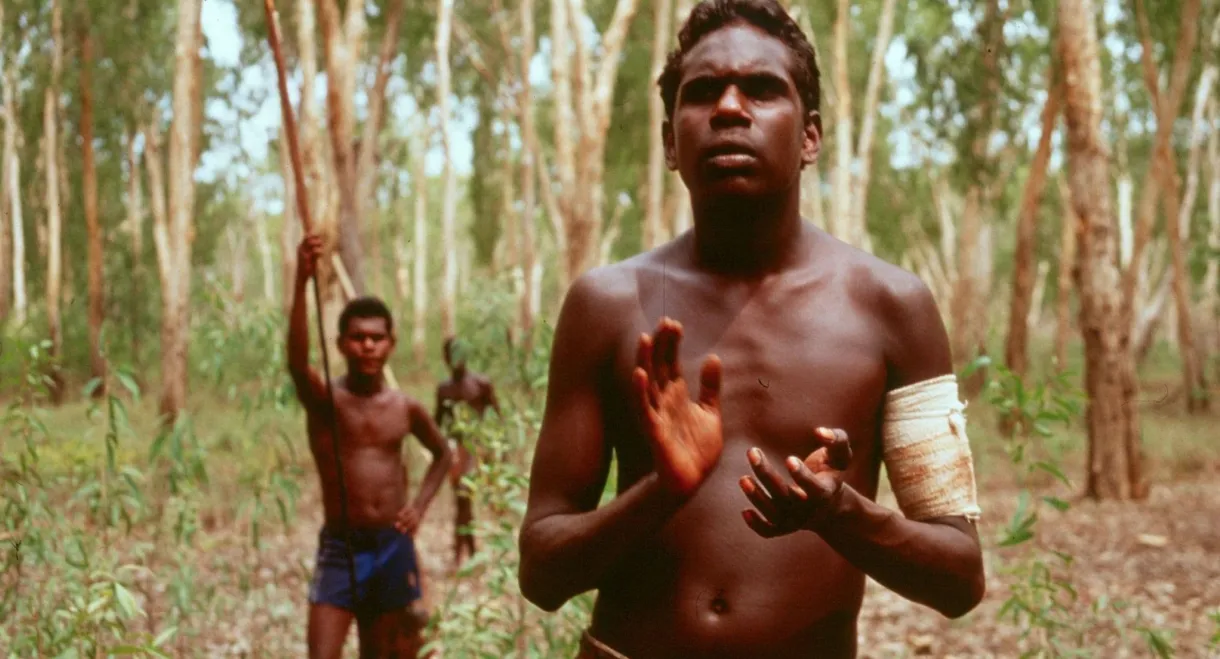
[262,0,359,605]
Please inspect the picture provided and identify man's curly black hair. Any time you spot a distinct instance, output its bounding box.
[338,296,394,336]
[657,0,821,127]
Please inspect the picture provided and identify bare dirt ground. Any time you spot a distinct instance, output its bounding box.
[858,477,1220,658]
[199,474,1220,658]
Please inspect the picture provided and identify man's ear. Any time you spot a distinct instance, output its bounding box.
[801,110,822,168]
[663,120,677,171]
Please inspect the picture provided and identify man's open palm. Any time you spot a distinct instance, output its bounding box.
[632,317,723,498]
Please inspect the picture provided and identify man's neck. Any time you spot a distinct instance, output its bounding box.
[344,372,386,396]
[690,187,807,276]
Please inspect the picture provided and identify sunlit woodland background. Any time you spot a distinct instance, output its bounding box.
[1,0,1219,656]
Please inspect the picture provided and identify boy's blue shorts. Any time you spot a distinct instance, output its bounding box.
[307,525,423,620]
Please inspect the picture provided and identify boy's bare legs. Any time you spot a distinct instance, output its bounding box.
[308,603,354,659]
[357,606,432,658]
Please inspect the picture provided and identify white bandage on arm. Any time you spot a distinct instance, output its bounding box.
[881,374,982,522]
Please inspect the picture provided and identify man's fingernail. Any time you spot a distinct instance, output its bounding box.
[748,448,762,465]
[787,456,801,471]
[791,485,808,500]
[739,476,753,493]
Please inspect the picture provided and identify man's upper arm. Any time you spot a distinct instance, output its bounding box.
[290,366,330,413]
[883,273,954,389]
[882,272,981,538]
[523,272,620,525]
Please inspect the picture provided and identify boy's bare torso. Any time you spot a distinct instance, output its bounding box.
[307,381,417,529]
[582,230,917,658]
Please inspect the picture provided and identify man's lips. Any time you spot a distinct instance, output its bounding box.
[702,142,759,168]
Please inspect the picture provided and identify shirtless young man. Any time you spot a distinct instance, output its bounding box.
[434,336,502,568]
[289,234,454,659]
[517,2,986,657]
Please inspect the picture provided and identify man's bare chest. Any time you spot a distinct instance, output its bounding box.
[316,393,409,450]
[610,281,890,455]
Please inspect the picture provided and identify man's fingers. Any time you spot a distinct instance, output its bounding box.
[787,456,839,500]
[814,427,852,471]
[747,447,791,500]
[653,317,682,382]
[698,355,722,409]
[739,475,778,521]
[636,333,654,380]
[632,367,660,436]
[742,509,782,538]
[803,447,830,473]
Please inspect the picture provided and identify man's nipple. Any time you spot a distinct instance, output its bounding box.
[709,589,729,615]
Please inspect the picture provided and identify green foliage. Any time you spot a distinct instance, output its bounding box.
[423,283,586,658]
[979,363,1178,657]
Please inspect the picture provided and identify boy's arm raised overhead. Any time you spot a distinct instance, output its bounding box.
[286,234,330,413]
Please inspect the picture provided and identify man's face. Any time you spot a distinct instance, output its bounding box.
[446,341,469,374]
[664,23,820,202]
[339,317,394,377]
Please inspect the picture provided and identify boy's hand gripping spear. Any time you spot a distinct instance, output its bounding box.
[263,0,359,605]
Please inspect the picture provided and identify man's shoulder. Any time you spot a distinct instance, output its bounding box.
[395,389,426,415]
[822,235,938,322]
[561,256,650,319]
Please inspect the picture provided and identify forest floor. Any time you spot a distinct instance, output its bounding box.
[6,365,1219,658]
[220,467,1220,658]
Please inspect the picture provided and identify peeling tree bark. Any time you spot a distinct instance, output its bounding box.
[412,127,429,368]
[125,130,144,365]
[0,2,6,323]
[1005,69,1061,379]
[437,0,458,338]
[1124,0,1202,323]
[519,0,539,349]
[44,0,65,403]
[549,0,642,292]
[1204,99,1220,375]
[1059,0,1145,500]
[1055,177,1075,370]
[643,0,674,251]
[830,0,851,242]
[1159,15,1218,411]
[951,0,1003,395]
[80,18,108,395]
[354,0,405,253]
[157,0,205,425]
[846,0,897,249]
[317,0,368,294]
[1,64,20,327]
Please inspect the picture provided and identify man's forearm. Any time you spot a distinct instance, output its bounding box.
[817,485,985,618]
[519,473,685,612]
[412,446,453,513]
[287,277,311,373]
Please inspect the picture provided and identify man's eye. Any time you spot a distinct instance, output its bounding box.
[682,81,720,102]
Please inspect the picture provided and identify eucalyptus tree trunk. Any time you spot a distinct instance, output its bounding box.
[1059,0,1145,500]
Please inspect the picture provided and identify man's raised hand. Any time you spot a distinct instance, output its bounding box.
[296,234,323,283]
[739,427,853,537]
[632,317,723,499]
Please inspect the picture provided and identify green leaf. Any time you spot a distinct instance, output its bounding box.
[116,370,142,400]
[1042,496,1071,512]
[113,582,142,619]
[1034,461,1072,488]
[82,377,104,398]
[153,626,178,647]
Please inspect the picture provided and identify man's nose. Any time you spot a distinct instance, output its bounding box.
[712,84,746,126]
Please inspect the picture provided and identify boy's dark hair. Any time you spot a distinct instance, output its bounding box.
[338,296,394,335]
[658,0,821,126]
